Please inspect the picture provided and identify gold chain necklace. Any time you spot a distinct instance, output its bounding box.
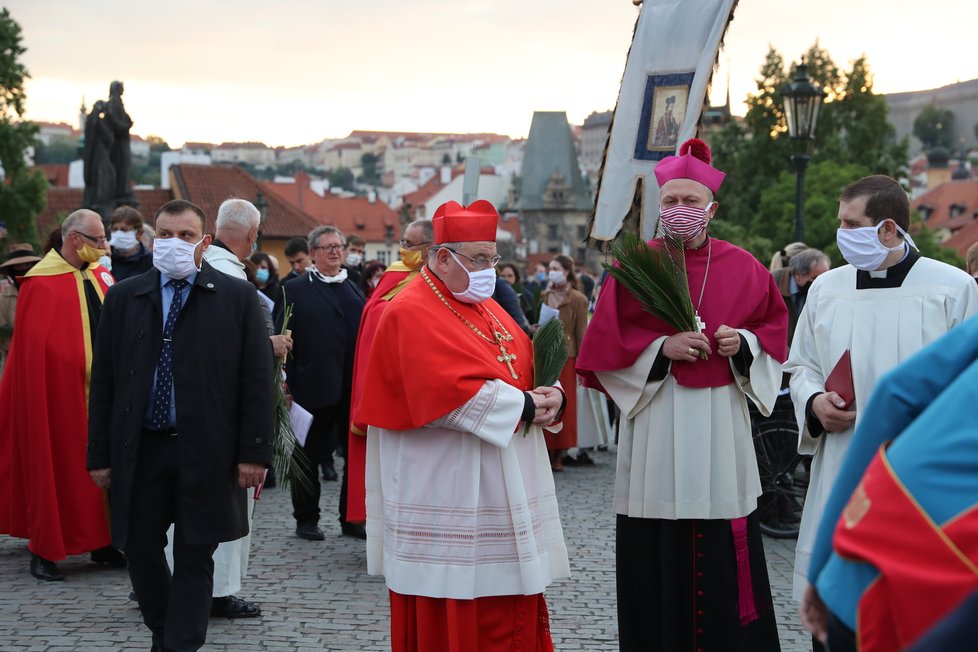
[421,267,519,379]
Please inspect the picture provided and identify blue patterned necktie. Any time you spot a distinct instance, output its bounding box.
[149,279,188,430]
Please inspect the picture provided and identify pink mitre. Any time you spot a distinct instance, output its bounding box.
[653,138,726,193]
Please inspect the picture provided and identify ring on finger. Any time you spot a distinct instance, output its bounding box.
[687,347,696,356]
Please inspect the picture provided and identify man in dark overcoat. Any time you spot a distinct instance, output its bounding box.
[283,224,365,541]
[87,199,273,652]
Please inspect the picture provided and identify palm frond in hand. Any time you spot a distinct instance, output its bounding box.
[272,294,315,497]
[603,231,706,358]
[533,318,569,388]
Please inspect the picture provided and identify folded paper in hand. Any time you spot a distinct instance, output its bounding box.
[289,401,314,447]
[538,303,560,327]
[825,350,855,409]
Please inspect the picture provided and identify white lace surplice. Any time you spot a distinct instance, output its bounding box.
[365,379,570,600]
[596,330,781,521]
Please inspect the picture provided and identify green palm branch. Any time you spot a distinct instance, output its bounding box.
[533,317,569,388]
[603,231,707,358]
[272,293,315,497]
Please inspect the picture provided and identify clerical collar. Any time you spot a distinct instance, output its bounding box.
[308,265,348,284]
[856,245,920,290]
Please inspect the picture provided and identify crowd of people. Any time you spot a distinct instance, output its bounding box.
[2,137,978,651]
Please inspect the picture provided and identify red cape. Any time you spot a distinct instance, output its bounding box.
[0,251,114,560]
[359,267,533,431]
[577,237,787,392]
[345,264,415,522]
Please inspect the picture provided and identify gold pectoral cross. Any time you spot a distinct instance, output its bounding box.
[495,333,519,380]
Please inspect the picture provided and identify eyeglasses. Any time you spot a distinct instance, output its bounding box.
[445,248,501,271]
[312,244,344,253]
[74,231,108,246]
[399,239,432,249]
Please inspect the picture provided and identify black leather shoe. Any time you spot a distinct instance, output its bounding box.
[30,553,64,581]
[295,522,325,541]
[90,545,127,568]
[211,595,261,618]
[340,522,367,540]
[321,465,338,482]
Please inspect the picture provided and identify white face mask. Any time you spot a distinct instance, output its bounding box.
[345,252,363,267]
[548,270,566,285]
[109,230,138,251]
[447,249,496,304]
[836,221,915,271]
[98,255,113,271]
[153,237,203,279]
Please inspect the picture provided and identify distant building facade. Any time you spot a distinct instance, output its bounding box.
[887,79,978,152]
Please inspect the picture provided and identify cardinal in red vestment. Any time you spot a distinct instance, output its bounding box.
[360,200,570,652]
[345,219,435,524]
[0,210,123,581]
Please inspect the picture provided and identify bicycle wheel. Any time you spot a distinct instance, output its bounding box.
[750,396,809,538]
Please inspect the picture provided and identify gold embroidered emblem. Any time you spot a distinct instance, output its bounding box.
[843,482,871,529]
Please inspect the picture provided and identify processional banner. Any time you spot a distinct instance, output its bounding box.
[589,0,738,244]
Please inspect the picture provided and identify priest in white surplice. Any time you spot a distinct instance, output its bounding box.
[786,174,978,617]
[359,199,569,652]
[578,139,787,651]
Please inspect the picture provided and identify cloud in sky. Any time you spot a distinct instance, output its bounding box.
[10,1,978,147]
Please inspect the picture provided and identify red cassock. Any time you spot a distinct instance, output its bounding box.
[0,251,114,561]
[346,263,415,523]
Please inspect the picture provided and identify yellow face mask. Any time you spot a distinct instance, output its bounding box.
[400,247,424,270]
[77,243,105,265]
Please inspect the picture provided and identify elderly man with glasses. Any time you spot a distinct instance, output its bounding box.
[358,201,569,651]
[281,225,367,541]
[0,209,125,581]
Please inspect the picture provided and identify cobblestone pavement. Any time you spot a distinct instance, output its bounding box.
[0,449,810,651]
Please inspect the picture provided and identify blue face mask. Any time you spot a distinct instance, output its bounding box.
[535,271,547,283]
[255,268,270,284]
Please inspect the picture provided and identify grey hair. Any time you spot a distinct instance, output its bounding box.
[789,248,830,276]
[61,209,100,238]
[216,198,260,233]
[428,241,465,263]
[406,219,434,242]
[308,225,344,248]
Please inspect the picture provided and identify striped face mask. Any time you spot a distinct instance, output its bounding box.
[659,202,715,242]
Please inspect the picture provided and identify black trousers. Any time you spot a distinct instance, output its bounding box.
[292,399,350,526]
[126,430,218,652]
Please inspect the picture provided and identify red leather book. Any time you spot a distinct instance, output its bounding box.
[825,350,855,409]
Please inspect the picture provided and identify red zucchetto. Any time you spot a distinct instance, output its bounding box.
[432,200,499,244]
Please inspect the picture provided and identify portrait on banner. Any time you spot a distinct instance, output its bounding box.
[648,86,687,150]
[633,72,695,162]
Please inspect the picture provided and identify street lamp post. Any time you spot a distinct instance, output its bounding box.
[254,190,268,251]
[781,62,826,243]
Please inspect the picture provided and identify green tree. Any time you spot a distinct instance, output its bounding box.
[33,137,80,165]
[912,103,954,150]
[358,152,380,185]
[711,44,915,262]
[327,166,355,191]
[0,9,47,248]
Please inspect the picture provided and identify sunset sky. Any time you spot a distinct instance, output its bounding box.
[9,0,978,147]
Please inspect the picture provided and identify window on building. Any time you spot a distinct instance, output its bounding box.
[547,224,559,239]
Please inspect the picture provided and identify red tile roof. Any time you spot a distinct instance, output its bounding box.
[36,188,173,239]
[402,167,462,209]
[912,179,978,257]
[170,164,320,239]
[263,173,400,243]
[34,164,69,187]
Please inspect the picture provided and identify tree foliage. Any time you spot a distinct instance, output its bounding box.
[710,43,917,265]
[0,9,46,248]
[912,103,955,150]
